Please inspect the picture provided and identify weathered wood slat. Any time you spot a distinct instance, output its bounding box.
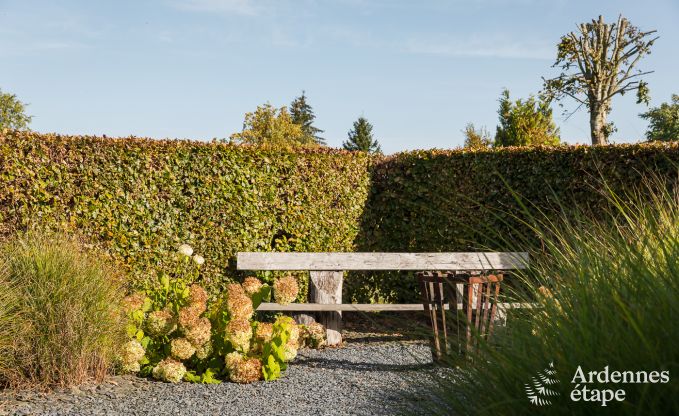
[237,252,529,271]
[257,303,427,312]
[256,302,536,312]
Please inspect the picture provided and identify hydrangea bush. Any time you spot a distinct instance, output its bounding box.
[120,245,326,384]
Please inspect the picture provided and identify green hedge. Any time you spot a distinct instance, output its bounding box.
[349,144,679,302]
[2,131,678,302]
[0,131,370,296]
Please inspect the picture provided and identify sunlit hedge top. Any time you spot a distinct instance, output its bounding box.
[2,131,678,301]
[350,142,679,302]
[360,142,679,252]
[0,131,371,294]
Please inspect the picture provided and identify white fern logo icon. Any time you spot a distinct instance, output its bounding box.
[525,362,560,405]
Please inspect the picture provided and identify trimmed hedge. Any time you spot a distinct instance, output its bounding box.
[2,131,678,302]
[350,143,679,302]
[0,131,370,296]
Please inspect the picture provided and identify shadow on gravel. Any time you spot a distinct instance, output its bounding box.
[295,356,433,373]
[344,334,417,343]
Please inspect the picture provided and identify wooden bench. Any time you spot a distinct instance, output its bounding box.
[237,252,529,345]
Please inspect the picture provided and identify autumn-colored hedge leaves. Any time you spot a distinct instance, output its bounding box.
[2,131,678,301]
[0,132,370,296]
[351,144,679,301]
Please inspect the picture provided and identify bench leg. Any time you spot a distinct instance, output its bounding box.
[309,270,343,346]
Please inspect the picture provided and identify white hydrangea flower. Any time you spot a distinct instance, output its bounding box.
[229,357,262,384]
[226,292,254,320]
[192,255,205,266]
[302,322,326,349]
[178,244,194,257]
[185,317,212,347]
[171,338,196,361]
[119,340,145,373]
[195,342,212,360]
[242,277,263,296]
[225,318,253,353]
[122,361,141,373]
[283,344,298,362]
[152,358,187,383]
[145,310,177,337]
[224,351,243,372]
[273,275,299,305]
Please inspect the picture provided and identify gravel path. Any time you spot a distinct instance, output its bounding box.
[0,341,451,416]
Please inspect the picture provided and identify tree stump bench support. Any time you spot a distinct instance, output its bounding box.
[237,252,529,346]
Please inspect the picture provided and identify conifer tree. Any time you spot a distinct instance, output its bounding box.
[343,116,381,153]
[290,91,325,145]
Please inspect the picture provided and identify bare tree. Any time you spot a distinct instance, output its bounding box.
[543,15,658,145]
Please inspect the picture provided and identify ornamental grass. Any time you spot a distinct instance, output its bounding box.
[420,177,679,415]
[0,231,125,388]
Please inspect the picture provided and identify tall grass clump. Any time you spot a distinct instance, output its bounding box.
[423,179,679,415]
[0,232,125,388]
[0,266,20,383]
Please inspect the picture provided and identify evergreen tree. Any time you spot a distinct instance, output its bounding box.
[343,116,381,153]
[494,89,560,147]
[290,91,325,145]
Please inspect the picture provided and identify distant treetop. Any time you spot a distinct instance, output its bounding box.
[230,103,316,147]
[640,94,679,142]
[290,91,325,145]
[343,116,381,154]
[494,89,560,147]
[0,88,32,131]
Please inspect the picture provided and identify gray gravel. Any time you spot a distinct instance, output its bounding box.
[0,342,452,416]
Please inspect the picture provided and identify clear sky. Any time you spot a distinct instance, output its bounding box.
[1,0,678,154]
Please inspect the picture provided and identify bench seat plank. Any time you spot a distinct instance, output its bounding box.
[256,302,535,312]
[237,252,528,271]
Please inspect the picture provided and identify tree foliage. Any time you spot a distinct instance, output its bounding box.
[290,92,325,145]
[543,15,658,145]
[343,117,381,153]
[462,123,493,149]
[0,89,32,131]
[230,103,316,147]
[494,90,560,147]
[640,95,679,142]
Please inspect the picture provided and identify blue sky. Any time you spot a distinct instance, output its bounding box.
[1,0,677,154]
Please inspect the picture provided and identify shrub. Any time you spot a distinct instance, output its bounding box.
[426,180,679,415]
[353,143,679,302]
[0,231,125,388]
[2,131,678,303]
[0,131,370,299]
[122,244,322,384]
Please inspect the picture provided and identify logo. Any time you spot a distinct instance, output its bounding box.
[525,362,560,406]
[525,363,671,407]
[570,365,670,406]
